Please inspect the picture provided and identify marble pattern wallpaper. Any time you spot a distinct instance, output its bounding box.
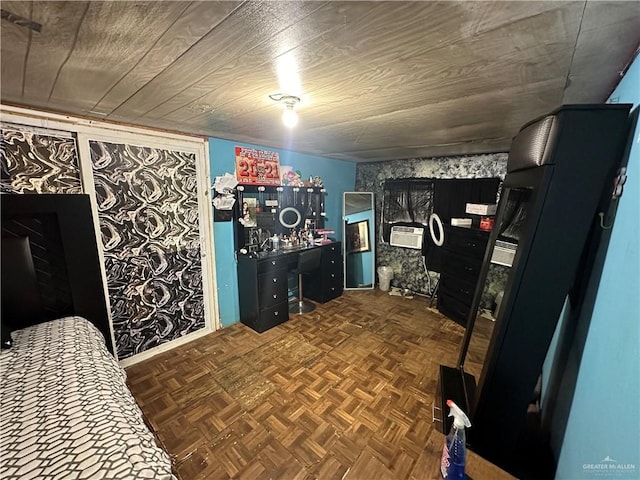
[90,140,205,359]
[356,153,508,296]
[0,128,81,194]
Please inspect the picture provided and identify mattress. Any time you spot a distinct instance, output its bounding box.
[0,316,176,480]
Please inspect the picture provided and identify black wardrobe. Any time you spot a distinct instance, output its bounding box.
[436,104,632,477]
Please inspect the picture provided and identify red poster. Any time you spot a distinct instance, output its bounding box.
[235,146,281,186]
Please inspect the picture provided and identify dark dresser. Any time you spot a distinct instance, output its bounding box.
[437,226,489,326]
[305,242,343,303]
[237,254,290,333]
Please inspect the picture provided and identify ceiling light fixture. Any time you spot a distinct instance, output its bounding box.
[269,93,300,128]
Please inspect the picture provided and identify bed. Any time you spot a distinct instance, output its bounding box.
[1,194,176,479]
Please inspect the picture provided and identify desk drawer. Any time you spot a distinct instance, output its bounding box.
[257,302,288,332]
[323,280,343,302]
[323,243,341,259]
[258,271,288,308]
[258,256,288,273]
[322,268,341,284]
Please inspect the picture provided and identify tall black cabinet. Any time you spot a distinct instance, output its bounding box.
[436,104,632,477]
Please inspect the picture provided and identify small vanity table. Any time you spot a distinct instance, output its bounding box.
[237,242,343,333]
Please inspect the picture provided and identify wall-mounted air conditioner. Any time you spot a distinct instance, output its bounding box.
[390,226,424,249]
[490,240,517,267]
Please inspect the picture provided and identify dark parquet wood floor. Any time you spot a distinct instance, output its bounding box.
[126,290,512,480]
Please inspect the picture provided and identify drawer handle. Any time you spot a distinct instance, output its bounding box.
[461,289,470,295]
[273,278,278,283]
[330,287,335,291]
[464,266,473,271]
[432,403,442,423]
[331,273,335,278]
[271,260,276,266]
[331,260,335,264]
[273,294,278,299]
[469,242,477,247]
[274,311,279,316]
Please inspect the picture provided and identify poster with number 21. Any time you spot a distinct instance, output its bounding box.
[235,146,281,186]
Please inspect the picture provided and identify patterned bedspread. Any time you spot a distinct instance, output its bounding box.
[0,317,176,480]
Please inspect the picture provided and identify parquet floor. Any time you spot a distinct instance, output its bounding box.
[125,290,510,480]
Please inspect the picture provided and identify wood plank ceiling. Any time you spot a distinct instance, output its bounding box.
[1,1,638,162]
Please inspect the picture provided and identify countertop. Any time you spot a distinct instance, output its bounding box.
[241,240,339,260]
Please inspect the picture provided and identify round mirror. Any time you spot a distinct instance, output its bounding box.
[279,206,302,229]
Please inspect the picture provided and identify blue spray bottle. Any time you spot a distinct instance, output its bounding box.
[441,400,472,479]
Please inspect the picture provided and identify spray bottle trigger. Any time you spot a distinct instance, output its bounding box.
[446,400,471,428]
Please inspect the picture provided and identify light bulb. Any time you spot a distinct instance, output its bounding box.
[282,105,298,128]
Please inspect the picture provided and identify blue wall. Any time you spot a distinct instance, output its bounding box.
[553,57,639,478]
[209,138,356,326]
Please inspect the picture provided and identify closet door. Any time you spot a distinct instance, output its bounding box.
[85,138,210,359]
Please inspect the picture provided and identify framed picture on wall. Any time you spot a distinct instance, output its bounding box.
[346,220,370,254]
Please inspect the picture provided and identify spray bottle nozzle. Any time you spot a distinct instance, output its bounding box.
[447,400,471,429]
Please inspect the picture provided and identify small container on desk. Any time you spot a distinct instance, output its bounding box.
[315,228,335,245]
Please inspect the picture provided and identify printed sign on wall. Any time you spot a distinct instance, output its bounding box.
[235,146,281,185]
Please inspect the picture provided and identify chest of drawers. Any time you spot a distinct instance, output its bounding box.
[437,226,489,326]
[237,255,289,333]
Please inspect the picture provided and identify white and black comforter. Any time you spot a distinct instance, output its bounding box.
[0,317,176,480]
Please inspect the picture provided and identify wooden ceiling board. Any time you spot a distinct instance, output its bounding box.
[141,8,343,124]
[89,1,238,116]
[1,1,637,162]
[47,1,189,113]
[325,137,512,163]
[175,2,583,135]
[21,1,88,106]
[112,1,322,121]
[201,59,564,146]
[0,1,32,100]
[250,75,565,157]
[157,1,540,127]
[562,5,640,103]
[154,1,363,125]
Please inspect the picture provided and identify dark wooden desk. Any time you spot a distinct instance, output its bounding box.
[236,242,342,333]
